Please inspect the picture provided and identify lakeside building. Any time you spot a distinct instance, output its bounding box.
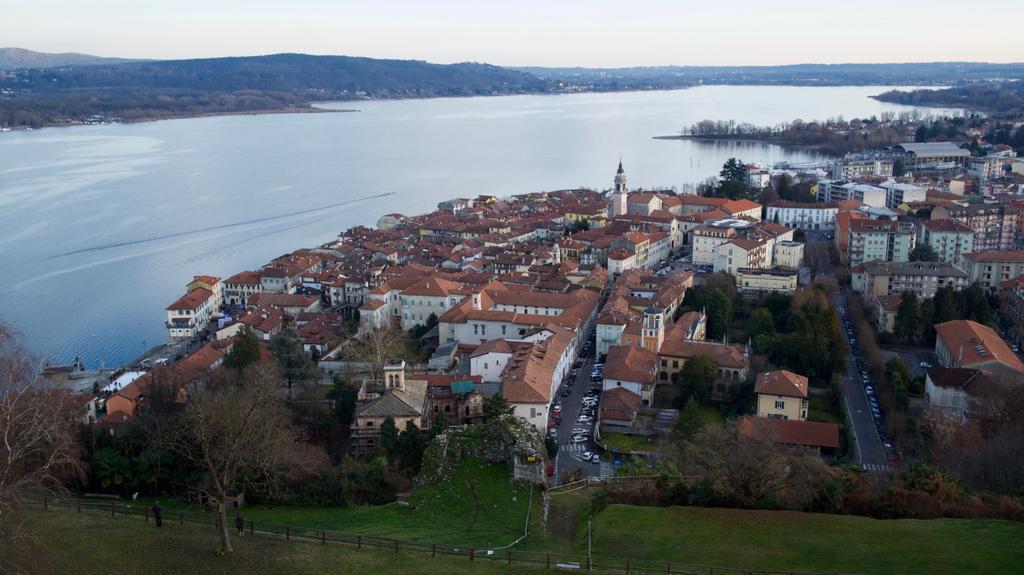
[893,142,971,177]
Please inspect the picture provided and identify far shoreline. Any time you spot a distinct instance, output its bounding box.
[653,134,838,155]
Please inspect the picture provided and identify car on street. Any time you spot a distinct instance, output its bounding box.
[919,361,932,368]
[578,415,593,423]
[572,436,588,444]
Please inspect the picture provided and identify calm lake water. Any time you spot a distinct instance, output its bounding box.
[0,85,959,367]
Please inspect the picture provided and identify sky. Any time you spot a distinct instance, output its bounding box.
[4,0,1023,67]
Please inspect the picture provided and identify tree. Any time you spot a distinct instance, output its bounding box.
[680,354,718,403]
[719,157,748,184]
[892,158,906,177]
[378,417,399,459]
[893,292,920,344]
[269,328,317,389]
[224,326,261,370]
[344,325,407,382]
[750,308,776,339]
[671,397,705,442]
[707,288,734,341]
[678,420,830,509]
[327,375,359,426]
[395,421,425,475]
[0,326,82,569]
[932,285,960,325]
[169,364,295,553]
[484,393,515,420]
[910,243,939,262]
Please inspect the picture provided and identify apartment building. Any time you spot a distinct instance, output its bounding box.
[919,219,975,266]
[931,203,1019,252]
[847,219,916,266]
[964,251,1024,291]
[851,260,969,301]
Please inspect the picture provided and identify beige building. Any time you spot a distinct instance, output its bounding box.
[773,241,804,269]
[735,268,798,294]
[754,370,809,420]
[851,260,969,301]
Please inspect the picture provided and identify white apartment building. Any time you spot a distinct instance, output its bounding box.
[765,201,838,232]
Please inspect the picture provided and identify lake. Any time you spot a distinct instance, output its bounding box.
[0,85,959,367]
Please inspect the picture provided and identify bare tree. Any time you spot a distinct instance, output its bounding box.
[170,364,295,553]
[0,325,81,569]
[344,325,407,381]
[679,419,830,509]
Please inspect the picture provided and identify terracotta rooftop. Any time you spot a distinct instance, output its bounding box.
[166,288,214,311]
[604,345,658,384]
[754,370,809,398]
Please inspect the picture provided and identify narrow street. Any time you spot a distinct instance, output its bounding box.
[552,333,613,482]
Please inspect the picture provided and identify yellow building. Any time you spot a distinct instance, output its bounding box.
[754,370,808,421]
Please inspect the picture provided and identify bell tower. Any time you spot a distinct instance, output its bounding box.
[641,306,665,353]
[611,159,628,217]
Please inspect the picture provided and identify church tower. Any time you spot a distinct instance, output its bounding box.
[611,160,628,217]
[641,306,665,353]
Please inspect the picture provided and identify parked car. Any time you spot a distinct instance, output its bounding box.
[919,361,932,368]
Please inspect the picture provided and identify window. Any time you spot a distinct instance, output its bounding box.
[445,405,451,413]
[366,421,374,427]
[775,400,785,410]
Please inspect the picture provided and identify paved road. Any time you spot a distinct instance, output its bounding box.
[836,298,892,474]
[552,336,606,482]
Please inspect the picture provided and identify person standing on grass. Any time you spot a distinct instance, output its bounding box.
[234,502,244,536]
[152,501,163,527]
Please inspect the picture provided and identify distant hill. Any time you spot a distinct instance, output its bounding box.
[0,47,147,70]
[0,53,553,128]
[5,53,550,96]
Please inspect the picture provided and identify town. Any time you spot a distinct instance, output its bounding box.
[9,127,1024,573]
[40,130,1020,488]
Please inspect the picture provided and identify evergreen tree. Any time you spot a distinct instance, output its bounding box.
[894,292,919,344]
[327,375,359,426]
[671,397,705,441]
[910,243,938,262]
[707,289,734,341]
[932,285,960,325]
[224,325,261,370]
[269,328,317,388]
[749,308,776,339]
[379,417,399,459]
[396,421,425,475]
[483,393,514,420]
[680,355,718,403]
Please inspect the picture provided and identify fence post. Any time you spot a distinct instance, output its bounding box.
[145,507,149,522]
[286,526,290,541]
[469,548,475,561]
[431,543,435,557]
[546,553,550,569]
[507,550,512,565]
[587,556,591,572]
[249,520,253,535]
[358,535,362,550]
[180,512,184,526]
[76,500,81,513]
[394,539,399,554]
[111,501,115,518]
[626,559,630,574]
[321,529,326,544]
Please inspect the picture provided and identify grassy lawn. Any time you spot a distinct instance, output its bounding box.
[697,404,726,426]
[808,394,840,424]
[600,431,654,452]
[4,511,546,575]
[133,459,532,549]
[588,505,1024,575]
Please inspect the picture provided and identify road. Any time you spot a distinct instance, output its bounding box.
[836,300,892,474]
[552,333,614,482]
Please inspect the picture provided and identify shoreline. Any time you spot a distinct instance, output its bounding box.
[653,134,836,153]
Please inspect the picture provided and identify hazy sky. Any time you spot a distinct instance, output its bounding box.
[5,0,1023,66]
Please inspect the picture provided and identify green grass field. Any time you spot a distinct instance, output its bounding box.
[5,512,545,575]
[599,431,654,452]
[129,459,532,549]
[808,394,840,424]
[588,505,1024,575]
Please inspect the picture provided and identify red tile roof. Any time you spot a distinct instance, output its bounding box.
[754,370,808,398]
[740,417,840,450]
[166,288,214,311]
